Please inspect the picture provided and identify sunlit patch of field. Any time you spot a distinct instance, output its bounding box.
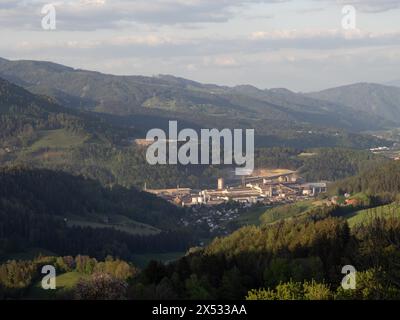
[64,213,161,236]
[39,150,66,160]
[28,129,88,152]
[251,168,295,177]
[298,152,317,157]
[345,203,400,228]
[28,272,90,299]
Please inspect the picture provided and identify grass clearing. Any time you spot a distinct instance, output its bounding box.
[298,152,317,157]
[260,200,316,225]
[28,129,87,152]
[251,168,295,177]
[28,272,90,299]
[346,203,400,228]
[65,213,160,236]
[234,206,270,227]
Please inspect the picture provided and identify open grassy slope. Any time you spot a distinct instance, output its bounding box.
[28,272,90,299]
[28,129,88,152]
[64,213,160,236]
[345,203,400,228]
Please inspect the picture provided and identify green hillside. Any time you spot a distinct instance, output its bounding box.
[260,200,316,225]
[0,58,391,149]
[64,213,160,236]
[330,161,400,201]
[28,272,90,299]
[345,203,400,228]
[0,167,194,261]
[28,129,88,152]
[307,83,400,123]
[0,77,227,189]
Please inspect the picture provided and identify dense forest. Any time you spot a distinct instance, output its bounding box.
[0,167,184,229]
[0,167,195,261]
[2,212,400,300]
[14,144,384,190]
[331,161,400,202]
[255,147,386,181]
[126,198,400,300]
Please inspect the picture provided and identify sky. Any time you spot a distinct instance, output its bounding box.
[0,0,400,91]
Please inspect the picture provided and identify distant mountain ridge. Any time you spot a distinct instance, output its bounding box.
[306,83,400,124]
[0,57,395,133]
[0,76,135,148]
[385,79,400,88]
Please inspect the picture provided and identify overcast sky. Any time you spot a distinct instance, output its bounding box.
[0,0,400,91]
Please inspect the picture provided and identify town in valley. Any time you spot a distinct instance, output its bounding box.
[145,170,328,236]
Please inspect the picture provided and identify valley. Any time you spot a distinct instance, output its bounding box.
[0,58,400,301]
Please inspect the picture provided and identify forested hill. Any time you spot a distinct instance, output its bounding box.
[330,161,400,201]
[307,83,400,123]
[0,167,183,229]
[255,147,388,182]
[0,77,229,190]
[127,158,400,299]
[0,76,387,191]
[0,77,135,148]
[0,77,74,145]
[0,167,192,261]
[131,209,400,299]
[0,58,393,133]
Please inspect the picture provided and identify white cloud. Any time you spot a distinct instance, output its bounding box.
[3,28,400,59]
[0,0,287,30]
[250,29,400,41]
[320,0,400,13]
[248,29,400,50]
[0,0,398,31]
[203,56,239,67]
[1,0,399,91]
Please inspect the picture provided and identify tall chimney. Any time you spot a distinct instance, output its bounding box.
[218,178,225,190]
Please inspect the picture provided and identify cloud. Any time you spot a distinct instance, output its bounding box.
[249,29,400,50]
[1,0,399,92]
[294,7,325,13]
[1,0,399,31]
[203,56,239,68]
[0,0,287,30]
[320,0,400,13]
[3,28,400,60]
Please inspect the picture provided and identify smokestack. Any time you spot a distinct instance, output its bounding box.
[217,178,225,190]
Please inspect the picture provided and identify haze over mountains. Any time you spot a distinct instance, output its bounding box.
[386,79,400,88]
[307,83,400,124]
[0,57,398,136]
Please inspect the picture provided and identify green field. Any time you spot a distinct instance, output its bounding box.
[237,200,400,229]
[28,272,90,299]
[28,129,87,152]
[346,203,400,228]
[233,206,270,227]
[260,200,316,225]
[65,213,161,236]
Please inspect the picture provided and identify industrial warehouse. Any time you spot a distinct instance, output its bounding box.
[145,172,327,207]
